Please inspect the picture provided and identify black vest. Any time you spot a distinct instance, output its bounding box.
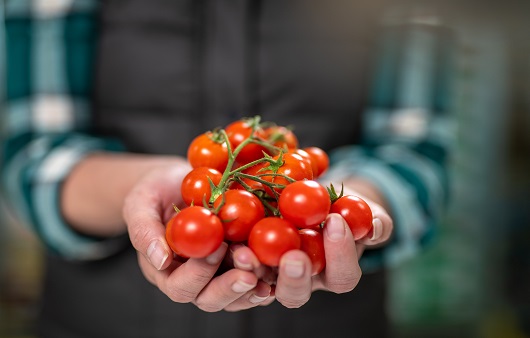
[39,1,388,337]
[91,0,380,155]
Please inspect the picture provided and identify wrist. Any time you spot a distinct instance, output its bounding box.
[61,152,187,236]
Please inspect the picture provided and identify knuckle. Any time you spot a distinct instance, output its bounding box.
[329,269,362,294]
[166,265,214,303]
[194,299,224,313]
[166,282,196,303]
[276,295,310,309]
[130,223,151,251]
[192,265,215,285]
[328,280,354,294]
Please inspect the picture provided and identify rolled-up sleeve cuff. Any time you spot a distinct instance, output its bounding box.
[322,146,430,272]
[5,134,129,261]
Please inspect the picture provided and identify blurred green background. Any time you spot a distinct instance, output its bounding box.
[1,1,529,337]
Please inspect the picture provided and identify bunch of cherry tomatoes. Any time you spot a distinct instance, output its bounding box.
[165,116,373,275]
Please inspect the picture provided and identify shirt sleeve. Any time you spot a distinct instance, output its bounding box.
[322,21,456,273]
[1,0,129,260]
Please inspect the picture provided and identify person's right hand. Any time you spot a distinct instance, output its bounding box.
[122,161,272,312]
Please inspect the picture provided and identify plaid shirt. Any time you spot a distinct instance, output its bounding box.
[1,0,454,271]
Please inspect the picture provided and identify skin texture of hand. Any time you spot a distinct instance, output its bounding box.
[122,163,271,312]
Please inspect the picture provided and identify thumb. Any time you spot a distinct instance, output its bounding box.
[124,195,173,271]
[145,234,172,271]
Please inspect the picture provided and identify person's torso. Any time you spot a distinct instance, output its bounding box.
[38,2,389,337]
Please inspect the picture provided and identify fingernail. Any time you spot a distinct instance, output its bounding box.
[371,218,383,241]
[325,215,346,242]
[232,280,256,293]
[206,242,227,265]
[147,240,169,270]
[249,294,269,304]
[234,257,253,270]
[284,259,304,279]
[231,245,253,270]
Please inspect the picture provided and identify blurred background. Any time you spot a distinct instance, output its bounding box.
[1,0,529,337]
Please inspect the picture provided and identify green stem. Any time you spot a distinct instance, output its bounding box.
[236,173,288,189]
[210,118,266,202]
[227,157,269,175]
[207,116,292,205]
[261,198,281,217]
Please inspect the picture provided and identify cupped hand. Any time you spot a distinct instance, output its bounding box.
[231,190,393,309]
[337,183,394,255]
[122,162,270,312]
[230,214,361,308]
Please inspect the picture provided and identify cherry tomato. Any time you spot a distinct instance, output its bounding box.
[303,146,329,178]
[213,190,265,242]
[260,152,313,196]
[225,120,268,165]
[261,125,298,151]
[164,215,189,259]
[165,206,224,258]
[291,148,314,179]
[181,167,223,206]
[187,132,229,172]
[299,228,325,276]
[248,217,301,267]
[278,180,331,228]
[329,195,373,240]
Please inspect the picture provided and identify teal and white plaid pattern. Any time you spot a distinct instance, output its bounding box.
[1,0,126,260]
[325,19,455,271]
[1,1,454,269]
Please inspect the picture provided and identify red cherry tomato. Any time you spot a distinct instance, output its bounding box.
[329,195,373,240]
[260,152,313,196]
[225,120,268,165]
[213,190,265,242]
[164,215,189,259]
[299,228,326,276]
[291,148,314,179]
[187,132,229,172]
[165,206,224,258]
[248,217,301,267]
[303,147,329,178]
[278,180,331,228]
[181,167,223,206]
[261,125,298,151]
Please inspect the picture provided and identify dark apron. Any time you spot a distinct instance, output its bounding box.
[39,1,389,337]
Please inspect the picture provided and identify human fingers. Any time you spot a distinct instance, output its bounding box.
[147,242,228,303]
[223,280,274,311]
[357,207,393,246]
[195,272,272,312]
[274,250,313,308]
[123,187,173,271]
[335,180,394,247]
[123,163,191,271]
[137,252,181,287]
[140,242,272,311]
[230,244,277,285]
[317,213,362,293]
